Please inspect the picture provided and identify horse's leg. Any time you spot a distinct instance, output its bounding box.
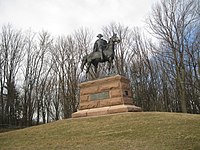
[81,56,87,72]
[91,62,98,78]
[86,62,91,73]
[94,62,98,75]
[108,61,111,72]
[108,58,114,74]
[111,59,114,71]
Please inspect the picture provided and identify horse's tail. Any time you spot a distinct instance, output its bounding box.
[80,55,87,72]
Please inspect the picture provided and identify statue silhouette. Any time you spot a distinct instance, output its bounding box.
[81,33,120,76]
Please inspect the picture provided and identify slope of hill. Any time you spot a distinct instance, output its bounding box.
[0,112,200,150]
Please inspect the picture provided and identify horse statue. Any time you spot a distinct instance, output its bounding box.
[80,34,120,75]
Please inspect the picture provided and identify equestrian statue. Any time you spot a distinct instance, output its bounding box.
[81,33,120,75]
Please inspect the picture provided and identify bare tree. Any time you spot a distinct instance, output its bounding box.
[74,28,94,79]
[22,30,37,126]
[35,31,53,124]
[0,24,25,126]
[147,0,199,113]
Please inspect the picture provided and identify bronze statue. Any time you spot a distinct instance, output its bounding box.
[81,33,120,75]
[93,34,107,60]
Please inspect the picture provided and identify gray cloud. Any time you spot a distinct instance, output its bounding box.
[0,0,157,35]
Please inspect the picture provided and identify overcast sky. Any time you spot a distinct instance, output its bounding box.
[0,0,158,36]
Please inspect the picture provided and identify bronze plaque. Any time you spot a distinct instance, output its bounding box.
[90,91,110,100]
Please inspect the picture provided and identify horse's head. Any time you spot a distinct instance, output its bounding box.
[110,33,120,44]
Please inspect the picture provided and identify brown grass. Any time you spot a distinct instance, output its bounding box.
[0,112,200,150]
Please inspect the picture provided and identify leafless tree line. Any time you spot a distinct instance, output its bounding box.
[0,0,199,127]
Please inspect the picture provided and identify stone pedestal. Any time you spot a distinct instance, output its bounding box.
[72,75,141,118]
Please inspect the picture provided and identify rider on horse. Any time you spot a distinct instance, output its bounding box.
[93,34,107,60]
[81,33,120,75]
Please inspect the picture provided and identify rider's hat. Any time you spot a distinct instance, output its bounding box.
[97,34,103,38]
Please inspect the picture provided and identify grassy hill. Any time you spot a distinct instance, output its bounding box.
[0,112,200,150]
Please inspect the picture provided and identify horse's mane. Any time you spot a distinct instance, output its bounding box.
[106,37,115,48]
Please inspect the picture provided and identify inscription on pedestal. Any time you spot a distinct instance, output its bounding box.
[90,91,109,100]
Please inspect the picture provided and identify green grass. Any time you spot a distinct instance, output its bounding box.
[0,112,200,150]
